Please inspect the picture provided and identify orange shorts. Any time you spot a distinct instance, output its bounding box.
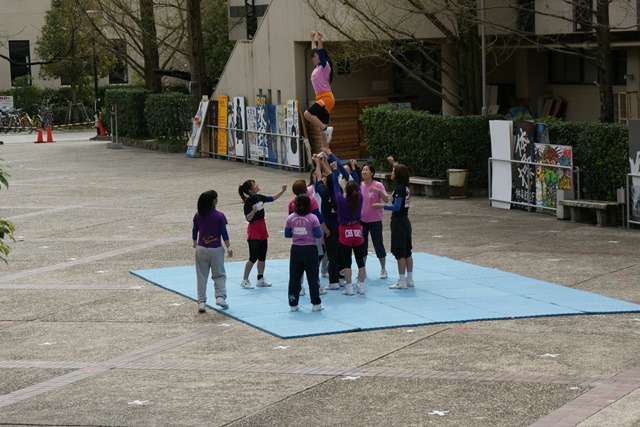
[315,90,335,114]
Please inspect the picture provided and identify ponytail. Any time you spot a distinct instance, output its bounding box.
[239,180,254,202]
[345,180,359,215]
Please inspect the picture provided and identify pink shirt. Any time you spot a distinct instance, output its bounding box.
[360,180,387,223]
[285,213,320,246]
[311,63,332,95]
[288,196,319,214]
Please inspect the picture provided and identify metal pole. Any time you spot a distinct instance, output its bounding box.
[480,0,488,117]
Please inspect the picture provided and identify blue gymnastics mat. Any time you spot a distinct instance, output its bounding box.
[130,252,640,339]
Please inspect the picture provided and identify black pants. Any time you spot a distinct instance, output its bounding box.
[288,245,320,306]
[324,222,341,284]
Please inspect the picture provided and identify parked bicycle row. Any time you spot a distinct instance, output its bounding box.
[0,107,54,134]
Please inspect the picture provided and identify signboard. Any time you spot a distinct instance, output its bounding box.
[217,95,228,155]
[0,96,13,111]
[286,100,300,167]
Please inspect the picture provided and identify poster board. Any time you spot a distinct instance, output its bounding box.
[489,120,513,209]
[512,120,535,210]
[628,119,640,222]
[276,105,287,166]
[187,99,210,157]
[267,104,278,166]
[286,100,300,167]
[217,95,228,155]
[247,106,259,160]
[228,96,245,157]
[256,94,268,159]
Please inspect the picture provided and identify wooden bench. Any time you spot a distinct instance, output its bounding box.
[374,172,447,198]
[559,199,621,227]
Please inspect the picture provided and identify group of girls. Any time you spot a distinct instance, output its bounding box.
[191,29,412,312]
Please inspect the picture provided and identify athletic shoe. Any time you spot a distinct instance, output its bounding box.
[339,278,346,287]
[380,269,388,279]
[312,304,324,312]
[322,126,333,144]
[256,277,272,287]
[325,283,340,290]
[240,280,254,289]
[300,286,306,296]
[290,306,299,312]
[342,283,355,296]
[317,152,326,159]
[389,281,407,289]
[215,297,229,309]
[318,287,327,295]
[198,302,206,313]
[356,282,365,295]
[406,278,415,288]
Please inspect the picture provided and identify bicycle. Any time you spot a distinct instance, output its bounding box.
[2,109,20,133]
[18,110,34,134]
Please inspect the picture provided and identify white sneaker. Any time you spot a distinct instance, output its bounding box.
[356,282,365,295]
[319,287,327,295]
[290,306,299,312]
[325,283,340,290]
[380,269,388,279]
[317,151,326,159]
[300,286,306,296]
[389,281,407,289]
[322,126,333,144]
[312,304,324,312]
[256,277,272,287]
[339,278,346,287]
[342,283,355,296]
[197,302,206,313]
[240,280,254,289]
[406,278,415,288]
[215,296,229,309]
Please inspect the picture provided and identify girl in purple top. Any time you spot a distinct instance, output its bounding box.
[303,30,334,149]
[192,190,233,312]
[285,194,323,312]
[331,159,366,296]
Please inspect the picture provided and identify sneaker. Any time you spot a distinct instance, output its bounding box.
[380,269,388,279]
[389,281,407,289]
[319,287,327,295]
[322,126,333,144]
[240,280,254,289]
[290,305,299,312]
[197,302,206,313]
[339,278,346,287]
[312,304,324,312]
[317,151,326,159]
[356,282,365,295]
[325,283,340,290]
[215,296,229,309]
[300,286,306,296]
[256,277,272,287]
[406,278,415,288]
[342,283,355,296]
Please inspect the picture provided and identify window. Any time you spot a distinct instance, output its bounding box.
[517,0,535,33]
[9,40,31,85]
[109,40,128,84]
[549,49,627,85]
[573,0,593,32]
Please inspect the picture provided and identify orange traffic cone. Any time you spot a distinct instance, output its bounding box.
[97,120,107,136]
[46,125,55,143]
[34,125,44,143]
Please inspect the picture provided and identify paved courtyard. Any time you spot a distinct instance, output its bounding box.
[0,131,639,426]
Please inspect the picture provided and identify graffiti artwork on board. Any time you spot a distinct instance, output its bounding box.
[217,95,228,155]
[534,142,573,209]
[276,104,287,166]
[267,104,278,166]
[512,120,535,210]
[247,106,258,160]
[228,96,245,157]
[286,100,300,167]
[256,94,267,159]
[628,119,640,222]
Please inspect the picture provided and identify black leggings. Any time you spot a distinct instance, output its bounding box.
[247,239,268,263]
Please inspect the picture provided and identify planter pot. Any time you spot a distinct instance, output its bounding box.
[447,168,468,199]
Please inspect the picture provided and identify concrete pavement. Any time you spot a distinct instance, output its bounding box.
[0,132,639,426]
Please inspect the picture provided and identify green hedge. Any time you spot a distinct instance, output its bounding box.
[102,87,151,138]
[362,107,629,201]
[362,107,492,187]
[144,93,197,141]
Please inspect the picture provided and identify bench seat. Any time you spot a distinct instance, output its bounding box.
[374,172,447,198]
[559,199,621,227]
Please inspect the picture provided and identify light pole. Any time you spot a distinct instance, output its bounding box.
[92,39,100,136]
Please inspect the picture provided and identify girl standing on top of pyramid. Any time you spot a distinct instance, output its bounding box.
[304,30,334,149]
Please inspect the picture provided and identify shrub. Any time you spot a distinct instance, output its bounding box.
[144,93,197,141]
[103,87,151,138]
